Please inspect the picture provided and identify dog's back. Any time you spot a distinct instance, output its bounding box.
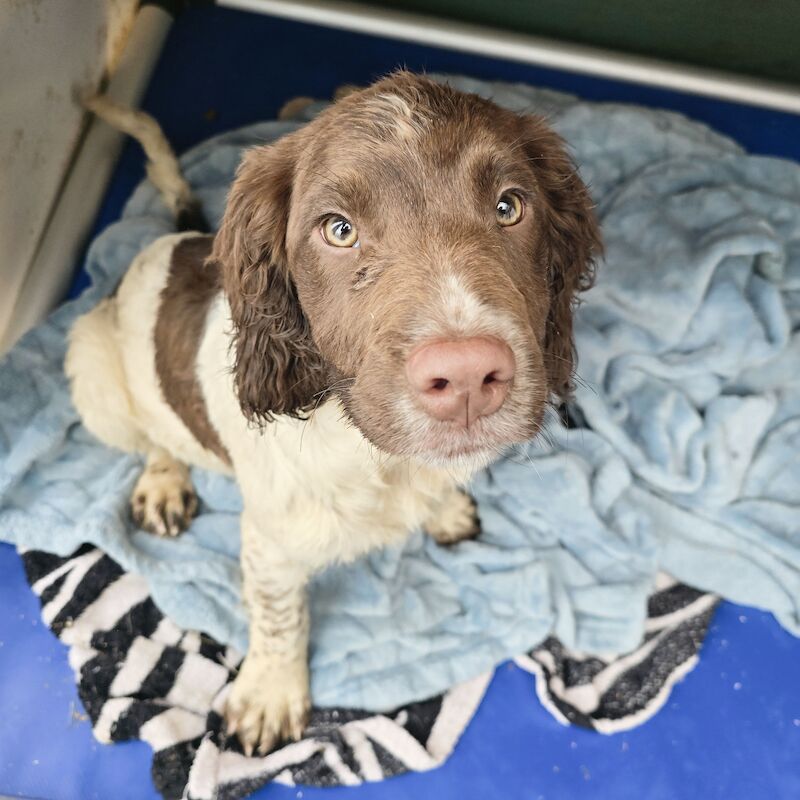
[66,232,227,474]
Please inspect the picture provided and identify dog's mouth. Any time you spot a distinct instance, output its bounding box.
[370,395,540,468]
[406,415,535,467]
[414,443,505,472]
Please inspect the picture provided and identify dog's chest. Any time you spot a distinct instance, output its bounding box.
[196,309,462,567]
[237,403,463,568]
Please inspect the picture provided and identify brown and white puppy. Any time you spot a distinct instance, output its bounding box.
[66,72,600,755]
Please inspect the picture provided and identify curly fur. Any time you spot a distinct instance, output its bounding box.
[521,119,601,400]
[209,135,327,423]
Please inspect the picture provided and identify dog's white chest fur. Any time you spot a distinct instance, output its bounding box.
[198,295,470,570]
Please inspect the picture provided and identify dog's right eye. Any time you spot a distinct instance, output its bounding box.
[322,216,360,248]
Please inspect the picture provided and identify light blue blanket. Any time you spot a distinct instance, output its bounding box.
[1,76,798,711]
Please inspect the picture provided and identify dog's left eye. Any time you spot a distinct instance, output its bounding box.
[496,192,524,227]
[322,216,360,248]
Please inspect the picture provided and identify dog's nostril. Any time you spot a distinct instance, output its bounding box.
[483,372,498,386]
[430,378,449,391]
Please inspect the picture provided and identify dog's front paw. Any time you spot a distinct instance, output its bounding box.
[426,490,480,545]
[225,655,310,756]
[130,457,197,537]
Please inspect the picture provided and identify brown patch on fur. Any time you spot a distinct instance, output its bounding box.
[155,235,230,463]
[333,84,361,101]
[278,96,315,121]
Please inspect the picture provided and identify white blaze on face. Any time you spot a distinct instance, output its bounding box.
[433,272,524,347]
[438,272,486,334]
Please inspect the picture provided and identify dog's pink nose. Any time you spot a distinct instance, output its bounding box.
[406,337,515,427]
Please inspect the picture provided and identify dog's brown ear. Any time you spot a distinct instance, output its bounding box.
[523,117,601,401]
[210,134,326,423]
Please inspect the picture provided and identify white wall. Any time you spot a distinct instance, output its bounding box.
[0,0,138,350]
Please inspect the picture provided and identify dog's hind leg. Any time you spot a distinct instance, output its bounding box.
[66,298,147,454]
[67,299,198,536]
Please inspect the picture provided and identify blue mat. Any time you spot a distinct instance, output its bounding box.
[1,74,799,717]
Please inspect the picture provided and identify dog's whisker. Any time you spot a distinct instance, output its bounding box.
[299,379,354,451]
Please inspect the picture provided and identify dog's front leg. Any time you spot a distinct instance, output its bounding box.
[225,511,311,756]
[425,487,481,545]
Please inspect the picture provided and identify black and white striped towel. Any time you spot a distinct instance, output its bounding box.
[21,545,717,799]
[518,575,720,734]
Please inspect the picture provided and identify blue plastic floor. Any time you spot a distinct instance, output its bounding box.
[2,6,800,799]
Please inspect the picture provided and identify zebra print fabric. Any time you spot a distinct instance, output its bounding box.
[21,546,716,799]
[517,576,719,734]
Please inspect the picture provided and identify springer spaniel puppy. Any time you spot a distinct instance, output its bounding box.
[66,72,600,755]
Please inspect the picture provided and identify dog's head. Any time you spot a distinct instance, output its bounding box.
[210,72,600,466]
